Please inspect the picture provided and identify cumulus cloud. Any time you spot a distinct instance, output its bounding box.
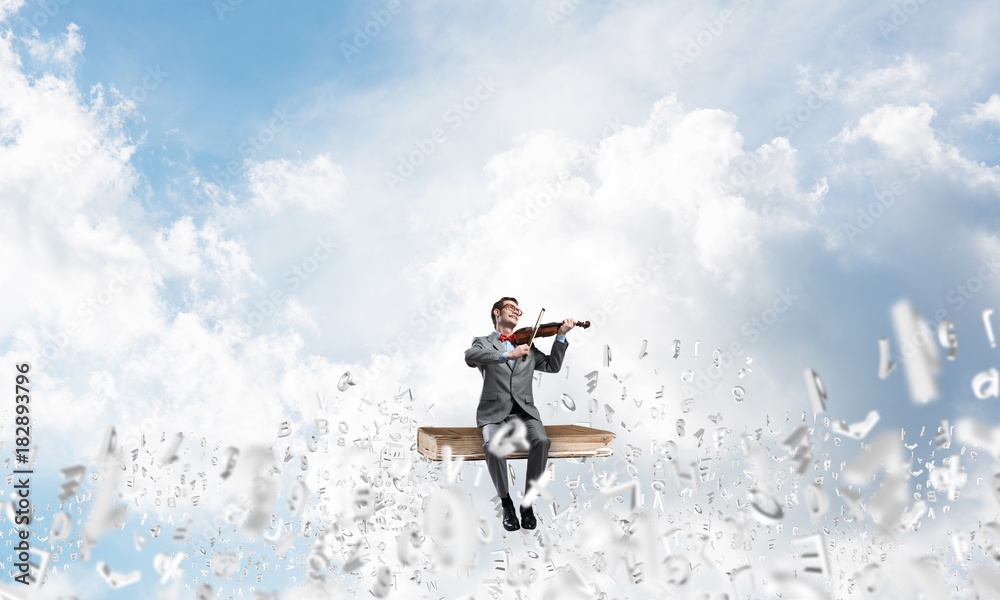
[246,153,346,214]
[966,93,1000,126]
[3,2,1000,598]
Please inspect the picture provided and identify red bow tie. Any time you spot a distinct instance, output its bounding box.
[499,333,516,343]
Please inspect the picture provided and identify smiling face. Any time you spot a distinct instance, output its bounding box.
[493,298,522,330]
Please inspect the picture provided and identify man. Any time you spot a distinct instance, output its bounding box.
[465,297,576,531]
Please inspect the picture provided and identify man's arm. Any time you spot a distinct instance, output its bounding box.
[532,337,568,373]
[465,337,504,367]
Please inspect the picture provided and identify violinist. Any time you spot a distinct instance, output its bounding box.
[464,297,577,532]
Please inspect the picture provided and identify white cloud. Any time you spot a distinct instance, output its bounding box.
[23,21,83,66]
[3,3,1000,598]
[966,93,1000,126]
[840,55,931,107]
[246,153,346,214]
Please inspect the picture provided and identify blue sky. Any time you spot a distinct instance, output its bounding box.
[2,0,1000,597]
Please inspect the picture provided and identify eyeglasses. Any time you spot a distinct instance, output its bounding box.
[501,303,522,317]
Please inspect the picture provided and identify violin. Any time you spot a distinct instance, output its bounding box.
[510,321,591,345]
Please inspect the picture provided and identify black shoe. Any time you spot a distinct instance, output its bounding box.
[502,503,520,531]
[520,505,536,530]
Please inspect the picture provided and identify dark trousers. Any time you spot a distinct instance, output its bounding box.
[481,405,550,501]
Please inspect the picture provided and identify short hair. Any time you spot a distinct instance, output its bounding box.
[491,297,518,327]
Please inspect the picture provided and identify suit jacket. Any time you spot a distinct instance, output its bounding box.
[465,332,568,427]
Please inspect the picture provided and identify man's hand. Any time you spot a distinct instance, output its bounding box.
[557,318,577,336]
[509,344,531,360]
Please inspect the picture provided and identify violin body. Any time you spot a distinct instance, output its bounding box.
[510,321,590,345]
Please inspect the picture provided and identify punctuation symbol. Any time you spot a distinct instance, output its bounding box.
[738,355,753,378]
[153,552,186,584]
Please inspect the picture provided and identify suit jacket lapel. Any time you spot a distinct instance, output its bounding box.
[490,332,514,371]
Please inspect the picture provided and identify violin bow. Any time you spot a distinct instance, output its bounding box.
[522,308,545,362]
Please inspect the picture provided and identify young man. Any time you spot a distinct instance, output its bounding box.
[464,297,576,531]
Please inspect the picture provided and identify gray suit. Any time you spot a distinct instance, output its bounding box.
[465,332,568,427]
[465,332,568,498]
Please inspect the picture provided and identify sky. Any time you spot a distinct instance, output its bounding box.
[1,0,1000,597]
